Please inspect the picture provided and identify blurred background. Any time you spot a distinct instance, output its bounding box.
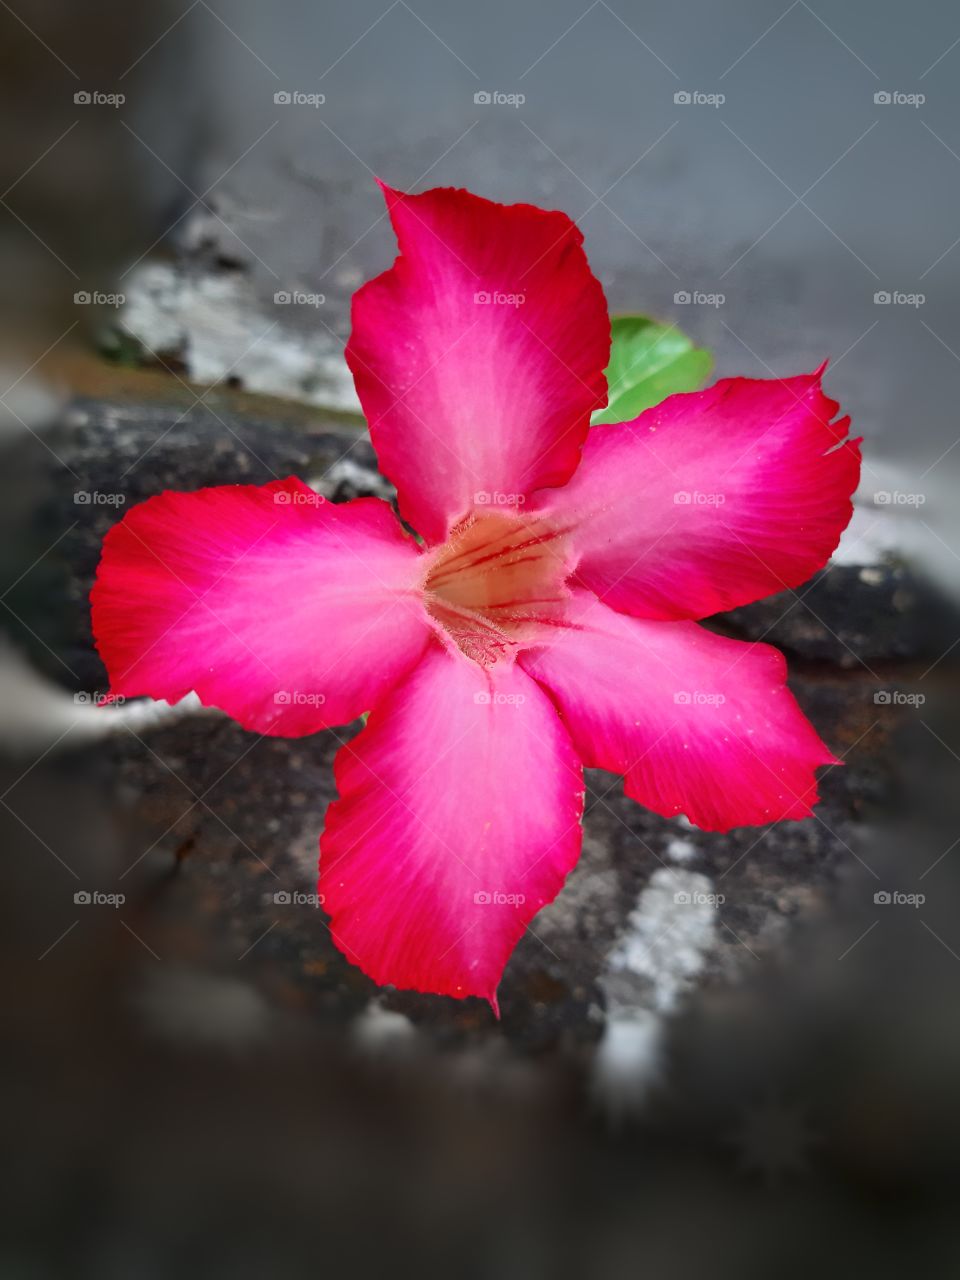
[1,1,958,1274]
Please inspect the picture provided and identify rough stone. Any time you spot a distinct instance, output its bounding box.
[2,386,929,1063]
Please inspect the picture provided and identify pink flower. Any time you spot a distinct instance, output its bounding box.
[91,182,861,1011]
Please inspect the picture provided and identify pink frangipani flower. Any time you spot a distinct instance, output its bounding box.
[92,182,862,1011]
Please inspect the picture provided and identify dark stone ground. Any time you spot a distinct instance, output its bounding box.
[3,0,960,1270]
[3,379,959,1276]
[2,384,933,1051]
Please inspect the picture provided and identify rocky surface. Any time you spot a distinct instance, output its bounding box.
[4,372,960,1280]
[2,382,923,1074]
[722,560,953,671]
[115,258,360,413]
[4,2,959,1264]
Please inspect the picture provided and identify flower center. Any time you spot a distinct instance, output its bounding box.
[424,511,571,666]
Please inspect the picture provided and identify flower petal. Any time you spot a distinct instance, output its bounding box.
[91,478,432,735]
[319,645,584,1006]
[529,370,861,620]
[346,182,610,543]
[520,590,837,831]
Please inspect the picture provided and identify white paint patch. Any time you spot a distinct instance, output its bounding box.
[592,1010,663,1114]
[310,458,395,502]
[608,868,719,1015]
[120,262,361,413]
[0,640,218,754]
[665,837,697,864]
[832,498,921,567]
[0,369,64,440]
[594,868,721,1115]
[353,1000,417,1054]
[831,456,957,590]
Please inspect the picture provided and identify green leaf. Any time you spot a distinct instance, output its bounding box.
[591,315,713,426]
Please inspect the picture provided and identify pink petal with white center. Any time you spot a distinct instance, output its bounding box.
[520,590,837,832]
[346,182,610,544]
[528,370,861,620]
[91,478,432,735]
[319,644,584,1006]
